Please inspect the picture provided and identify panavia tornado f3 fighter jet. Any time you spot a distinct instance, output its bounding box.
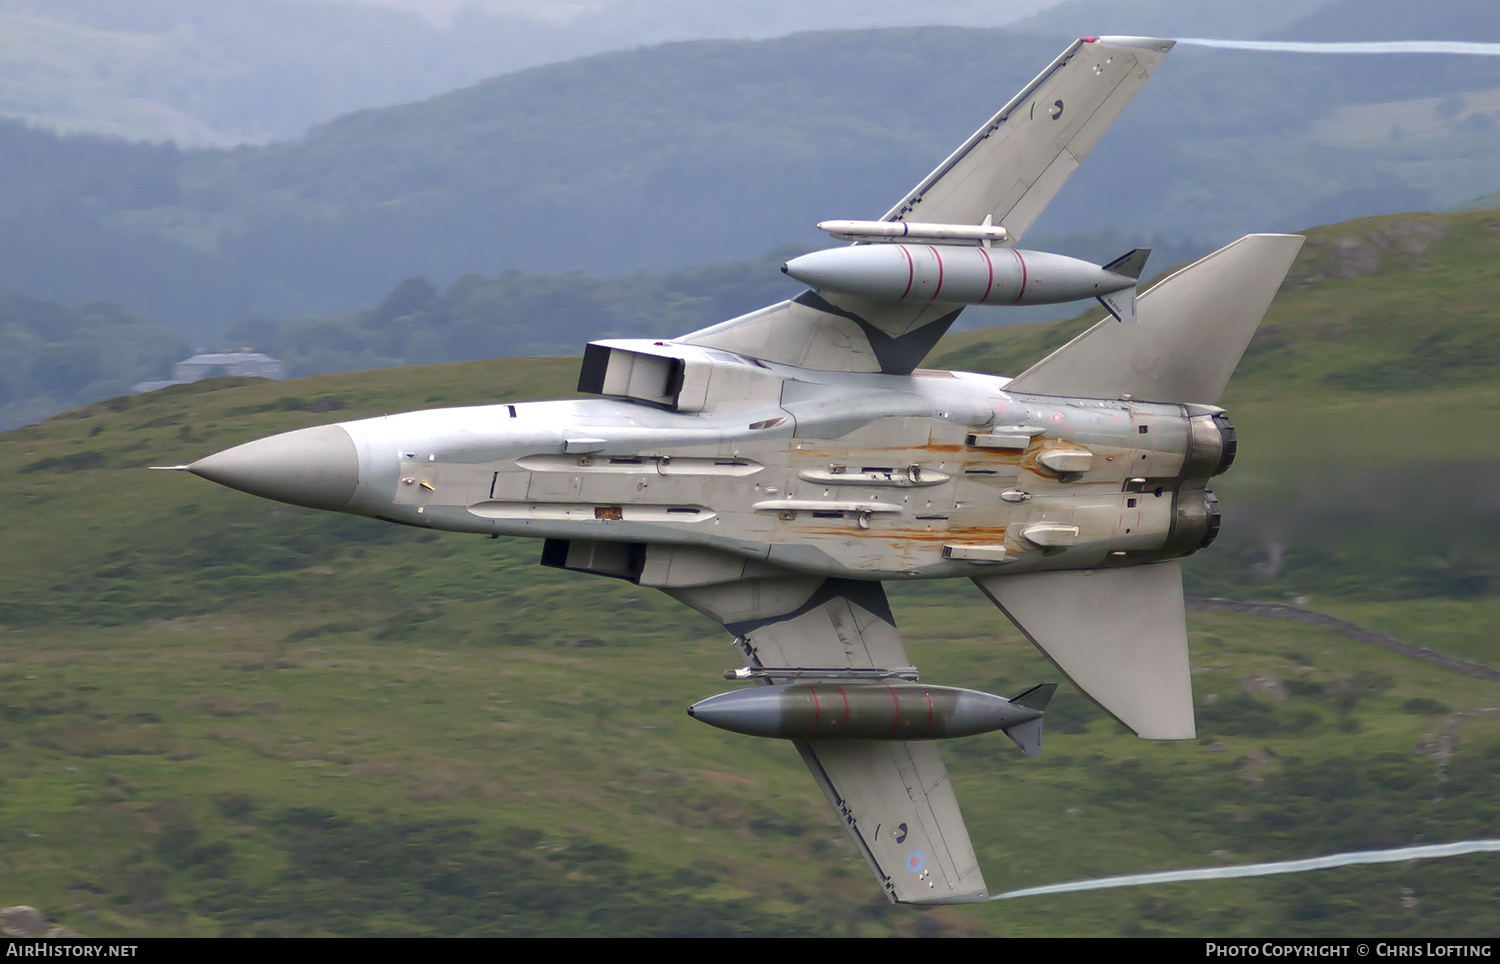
[171,36,1304,904]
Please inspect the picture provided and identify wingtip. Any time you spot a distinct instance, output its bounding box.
[898,889,992,905]
[1094,36,1177,52]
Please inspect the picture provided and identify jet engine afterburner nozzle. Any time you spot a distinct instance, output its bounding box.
[1181,411,1237,482]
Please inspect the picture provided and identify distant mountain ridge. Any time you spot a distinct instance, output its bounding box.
[0,0,1067,146]
[4,16,1500,339]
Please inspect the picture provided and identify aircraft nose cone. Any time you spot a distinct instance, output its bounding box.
[190,423,359,511]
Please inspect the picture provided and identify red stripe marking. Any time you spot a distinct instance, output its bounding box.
[1014,249,1028,304]
[928,245,945,302]
[924,687,934,737]
[810,687,821,733]
[898,245,915,300]
[836,685,850,732]
[979,245,995,303]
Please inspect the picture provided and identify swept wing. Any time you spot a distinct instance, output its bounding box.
[678,36,1175,375]
[666,575,988,904]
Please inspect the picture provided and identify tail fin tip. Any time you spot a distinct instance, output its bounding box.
[1010,682,1058,711]
[1102,247,1151,281]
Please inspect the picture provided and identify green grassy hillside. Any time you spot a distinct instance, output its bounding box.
[2,211,1498,936]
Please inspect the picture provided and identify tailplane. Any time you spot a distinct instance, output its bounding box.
[974,562,1195,740]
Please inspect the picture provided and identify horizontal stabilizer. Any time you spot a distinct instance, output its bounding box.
[1005,234,1305,403]
[974,562,1195,740]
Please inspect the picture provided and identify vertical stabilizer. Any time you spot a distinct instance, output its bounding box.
[1005,234,1304,403]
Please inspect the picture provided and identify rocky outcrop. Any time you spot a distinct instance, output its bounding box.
[1,905,81,938]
